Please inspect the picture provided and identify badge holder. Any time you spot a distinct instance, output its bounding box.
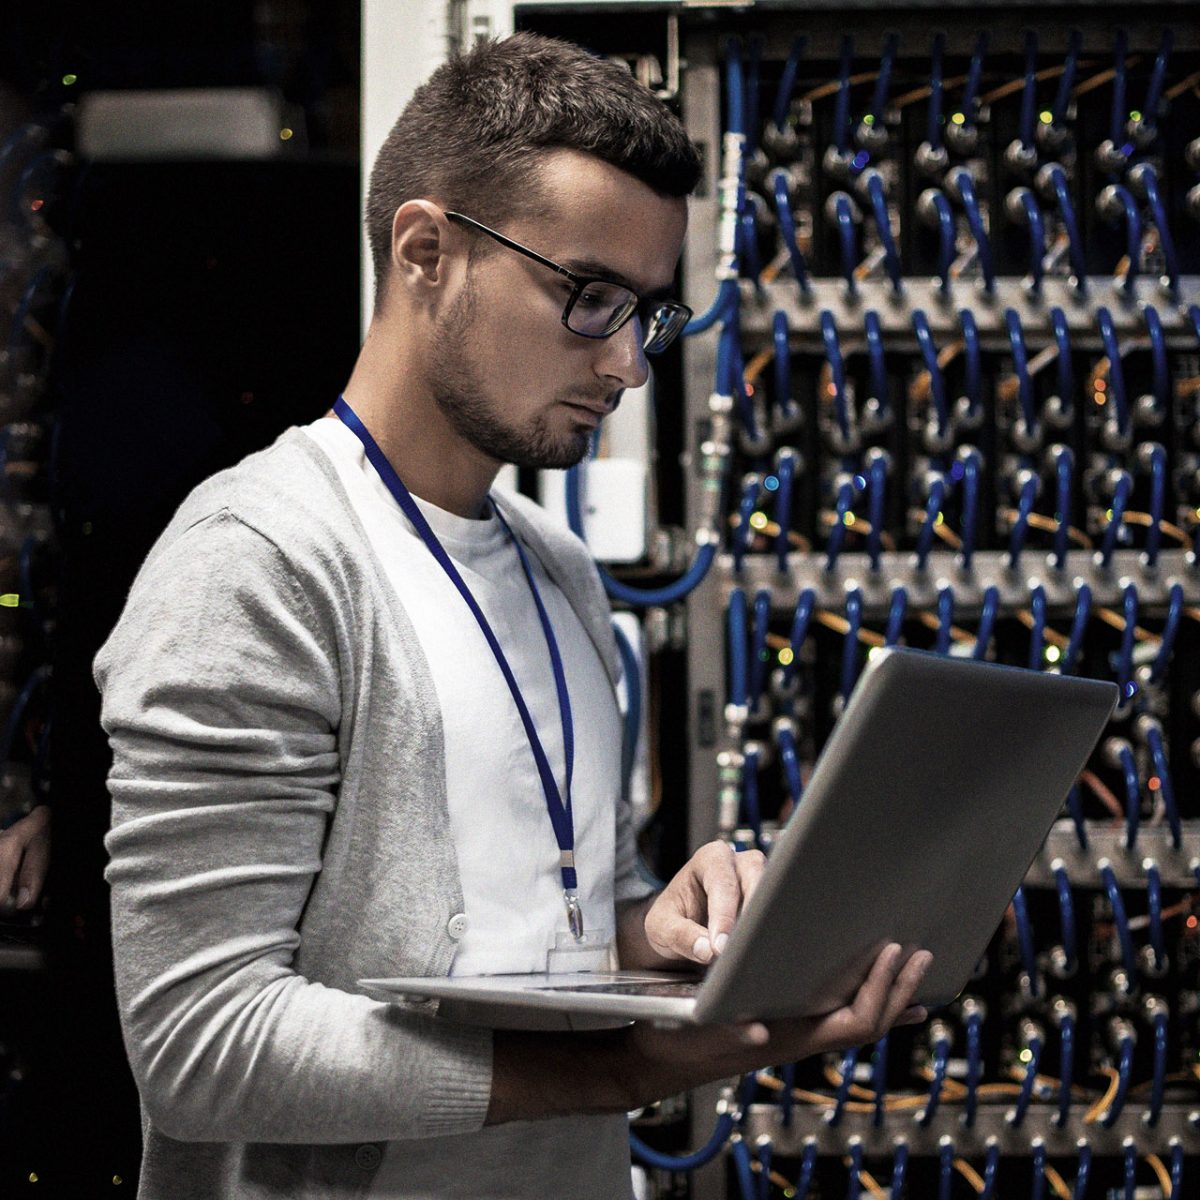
[546,927,616,973]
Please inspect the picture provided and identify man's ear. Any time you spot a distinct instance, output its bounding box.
[390,201,457,295]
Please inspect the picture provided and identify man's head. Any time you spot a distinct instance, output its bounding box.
[362,34,700,476]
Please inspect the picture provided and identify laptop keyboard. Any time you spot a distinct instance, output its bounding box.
[535,980,701,998]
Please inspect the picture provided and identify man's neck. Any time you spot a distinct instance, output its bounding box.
[337,325,499,520]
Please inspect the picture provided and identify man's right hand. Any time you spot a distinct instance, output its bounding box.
[486,942,932,1125]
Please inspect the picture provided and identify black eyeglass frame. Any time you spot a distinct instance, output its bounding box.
[444,211,691,355]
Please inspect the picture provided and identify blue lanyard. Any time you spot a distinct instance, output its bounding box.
[333,396,584,939]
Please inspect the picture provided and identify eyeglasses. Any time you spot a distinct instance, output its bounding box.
[445,211,691,355]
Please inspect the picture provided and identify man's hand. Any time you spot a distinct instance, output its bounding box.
[0,805,50,912]
[637,840,766,966]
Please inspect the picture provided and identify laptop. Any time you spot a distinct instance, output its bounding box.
[359,647,1117,1029]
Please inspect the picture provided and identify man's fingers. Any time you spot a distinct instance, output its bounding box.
[16,827,50,909]
[648,913,719,964]
[0,837,19,908]
[700,843,762,950]
[882,950,933,1029]
[732,848,767,908]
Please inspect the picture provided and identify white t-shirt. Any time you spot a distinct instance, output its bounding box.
[303,416,641,1199]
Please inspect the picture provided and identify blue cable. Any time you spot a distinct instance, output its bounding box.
[793,1139,818,1200]
[629,1112,735,1171]
[937,1137,954,1200]
[1031,1140,1047,1200]
[1146,862,1165,973]
[745,35,764,160]
[749,589,772,714]
[919,1030,951,1127]
[1142,29,1173,135]
[773,311,799,425]
[773,171,812,297]
[1045,165,1087,292]
[728,587,749,713]
[927,33,946,150]
[725,35,745,139]
[1019,30,1039,152]
[1100,862,1137,981]
[1057,1011,1075,1126]
[930,190,956,297]
[1067,784,1087,850]
[740,205,764,290]
[867,455,887,572]
[1099,470,1133,572]
[872,1034,888,1128]
[847,1139,864,1200]
[1102,1034,1135,1129]
[974,585,999,661]
[1052,31,1083,126]
[959,309,981,423]
[936,585,955,656]
[1063,582,1091,675]
[1150,582,1183,686]
[915,476,946,573]
[1096,306,1129,439]
[1137,165,1179,298]
[685,279,739,338]
[821,309,851,443]
[1169,1139,1184,1199]
[1012,1034,1043,1127]
[1145,306,1169,419]
[772,36,807,132]
[733,476,760,575]
[1116,579,1138,706]
[776,723,804,810]
[950,169,996,294]
[9,265,52,357]
[1051,306,1073,422]
[912,310,948,441]
[1110,29,1129,151]
[756,1138,773,1200]
[965,1010,982,1127]
[1117,741,1140,849]
[732,1136,756,1200]
[826,478,858,573]
[1145,721,1181,849]
[741,747,763,849]
[1104,186,1142,299]
[780,1062,796,1127]
[833,192,859,298]
[960,448,982,572]
[1029,583,1047,669]
[1018,190,1046,296]
[829,1045,860,1126]
[868,33,899,127]
[833,36,855,156]
[963,34,989,126]
[612,621,641,799]
[981,1141,1000,1200]
[864,310,888,418]
[1054,862,1077,973]
[1008,473,1039,572]
[1012,886,1039,996]
[1005,308,1038,438]
[841,587,863,705]
[865,172,902,293]
[1072,1142,1092,1200]
[726,326,760,443]
[1144,440,1166,569]
[783,588,817,690]
[1053,445,1074,571]
[775,450,798,575]
[890,1141,908,1199]
[878,586,905,649]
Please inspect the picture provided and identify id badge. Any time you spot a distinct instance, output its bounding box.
[546,927,616,973]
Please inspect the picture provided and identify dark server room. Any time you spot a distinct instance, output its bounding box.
[1,2,1200,1198]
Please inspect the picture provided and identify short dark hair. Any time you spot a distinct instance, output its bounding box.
[365,31,702,303]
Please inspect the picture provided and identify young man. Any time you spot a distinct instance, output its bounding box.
[96,33,930,1199]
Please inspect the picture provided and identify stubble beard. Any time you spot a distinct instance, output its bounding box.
[430,282,595,471]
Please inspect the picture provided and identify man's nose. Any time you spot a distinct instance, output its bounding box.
[593,315,649,391]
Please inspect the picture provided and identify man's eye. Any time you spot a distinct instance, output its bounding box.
[576,289,605,308]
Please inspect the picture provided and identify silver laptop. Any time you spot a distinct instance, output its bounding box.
[360,647,1117,1029]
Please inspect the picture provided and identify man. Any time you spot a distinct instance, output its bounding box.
[96,33,931,1199]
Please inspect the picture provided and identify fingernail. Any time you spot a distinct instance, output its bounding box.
[693,936,713,962]
[736,1023,769,1046]
[16,888,31,909]
[713,933,729,954]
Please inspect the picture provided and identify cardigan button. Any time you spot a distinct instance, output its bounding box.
[447,913,469,939]
[354,1144,382,1171]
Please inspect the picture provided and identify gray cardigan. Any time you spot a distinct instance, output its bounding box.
[96,428,636,1198]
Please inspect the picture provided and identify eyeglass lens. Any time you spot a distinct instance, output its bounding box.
[566,282,688,353]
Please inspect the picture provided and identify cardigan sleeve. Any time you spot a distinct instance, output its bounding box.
[96,508,492,1143]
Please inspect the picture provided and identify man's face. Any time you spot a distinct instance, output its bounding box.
[429,148,688,470]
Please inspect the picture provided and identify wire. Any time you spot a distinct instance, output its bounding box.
[1031,1138,1047,1200]
[864,172,902,293]
[958,447,982,573]
[1017,189,1046,296]
[841,587,863,706]
[1019,30,1040,151]
[1145,305,1169,419]
[1057,1010,1075,1126]
[1052,30,1083,125]
[776,722,804,811]
[927,33,946,150]
[930,190,956,297]
[745,35,764,161]
[830,1045,860,1126]
[974,585,999,661]
[959,1009,981,1127]
[1072,1141,1092,1200]
[1144,440,1166,569]
[728,587,749,715]
[1051,445,1073,571]
[1067,784,1087,850]
[1099,861,1137,981]
[834,36,855,156]
[864,310,888,419]
[1063,582,1091,674]
[732,1136,756,1200]
[827,478,858,573]
[872,1034,888,1128]
[868,32,899,127]
[833,192,859,298]
[1105,185,1142,298]
[741,746,763,848]
[685,278,739,338]
[821,309,852,444]
[1044,165,1087,291]
[1117,740,1140,849]
[912,310,948,441]
[1142,28,1173,134]
[1008,473,1039,572]
[963,34,989,125]
[920,1031,951,1126]
[783,588,816,690]
[1135,165,1179,299]
[772,310,799,427]
[949,169,996,293]
[867,455,887,572]
[884,586,907,648]
[1110,28,1129,149]
[915,476,946,573]
[775,450,798,575]
[1099,469,1133,572]
[1116,578,1137,704]
[1150,582,1183,686]
[1005,308,1038,439]
[612,621,641,800]
[772,36,807,132]
[792,1139,819,1199]
[1053,862,1077,974]
[936,585,955,656]
[1144,721,1181,849]
[1096,306,1129,440]
[1012,886,1039,995]
[938,1137,954,1200]
[772,171,812,297]
[629,1111,735,1172]
[1050,306,1074,424]
[1102,1033,1135,1128]
[749,588,771,715]
[981,1140,1000,1200]
[1170,1139,1184,1200]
